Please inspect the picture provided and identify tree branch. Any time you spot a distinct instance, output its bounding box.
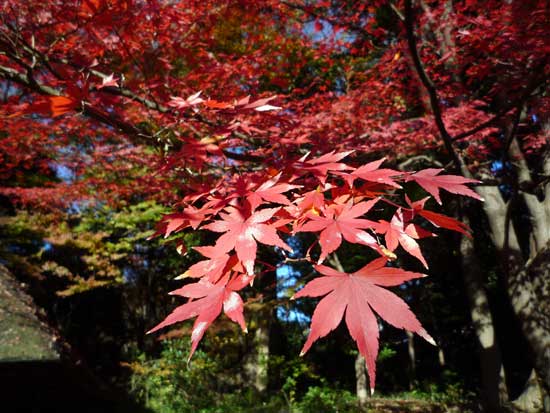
[0,65,263,163]
[403,0,463,172]
[0,27,223,129]
[0,65,60,96]
[452,68,548,143]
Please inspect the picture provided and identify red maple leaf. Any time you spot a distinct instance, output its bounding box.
[294,188,327,215]
[293,151,354,184]
[406,169,482,204]
[152,205,213,239]
[243,95,281,112]
[231,173,300,211]
[405,196,471,236]
[374,209,430,268]
[203,99,234,109]
[96,73,119,89]
[168,91,205,109]
[293,257,435,392]
[350,158,402,188]
[181,246,232,283]
[161,136,223,171]
[12,95,79,118]
[49,96,79,117]
[148,273,252,360]
[204,207,292,274]
[297,198,380,263]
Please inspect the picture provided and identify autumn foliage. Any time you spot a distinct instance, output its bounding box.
[2,0,549,397]
[146,150,480,390]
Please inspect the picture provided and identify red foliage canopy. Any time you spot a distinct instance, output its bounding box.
[2,0,549,391]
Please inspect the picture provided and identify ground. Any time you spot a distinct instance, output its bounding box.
[0,263,59,361]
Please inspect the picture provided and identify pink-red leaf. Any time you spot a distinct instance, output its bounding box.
[294,260,433,391]
[204,207,291,274]
[148,276,248,360]
[294,151,354,184]
[374,210,429,268]
[351,158,402,188]
[182,246,231,283]
[232,174,299,211]
[407,169,482,204]
[405,196,471,236]
[244,95,281,111]
[297,198,380,263]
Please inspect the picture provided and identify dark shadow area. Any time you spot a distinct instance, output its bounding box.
[0,360,152,413]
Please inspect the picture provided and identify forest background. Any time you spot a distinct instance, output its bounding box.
[0,1,549,412]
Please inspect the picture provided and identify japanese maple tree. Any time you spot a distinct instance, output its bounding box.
[2,0,549,400]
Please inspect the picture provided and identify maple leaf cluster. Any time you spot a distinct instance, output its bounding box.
[148,151,480,391]
[1,0,511,393]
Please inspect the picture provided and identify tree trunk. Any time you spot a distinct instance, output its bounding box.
[406,330,416,390]
[509,242,550,398]
[243,261,276,394]
[508,140,550,255]
[252,323,270,393]
[243,305,270,393]
[437,347,446,368]
[460,215,508,412]
[405,0,550,404]
[472,183,550,409]
[510,369,546,413]
[355,353,368,405]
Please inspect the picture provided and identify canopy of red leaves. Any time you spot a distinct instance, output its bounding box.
[2,0,548,391]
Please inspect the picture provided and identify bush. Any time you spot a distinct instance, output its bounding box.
[296,386,357,413]
[129,338,287,413]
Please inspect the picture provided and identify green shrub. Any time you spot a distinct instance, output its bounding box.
[129,338,287,413]
[296,385,357,413]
